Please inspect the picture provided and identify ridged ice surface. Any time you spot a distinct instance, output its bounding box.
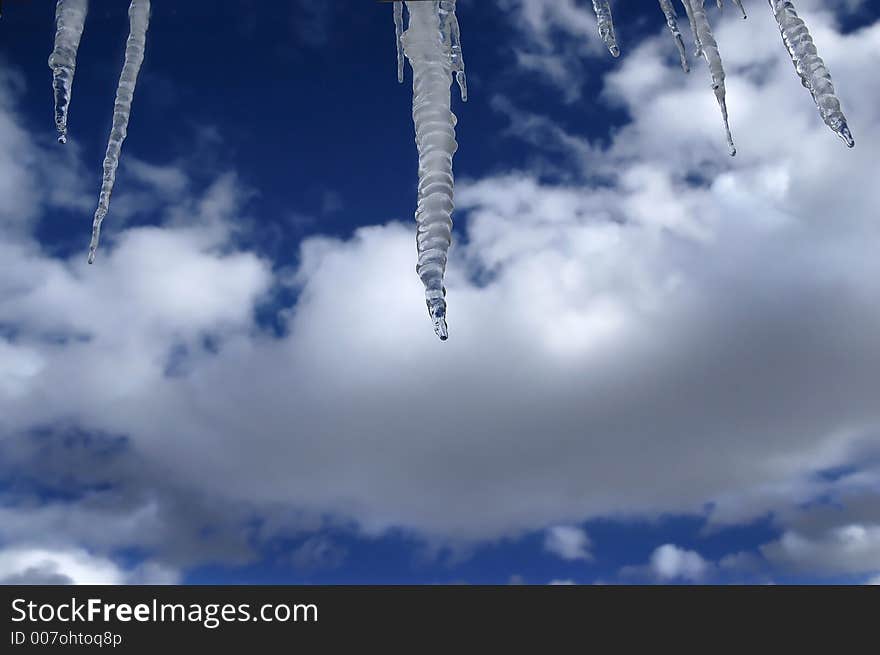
[48,0,89,144]
[401,0,462,341]
[659,0,690,72]
[88,0,150,264]
[591,0,620,57]
[685,0,736,156]
[769,0,854,147]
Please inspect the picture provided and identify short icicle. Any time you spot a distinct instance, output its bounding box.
[769,0,854,147]
[685,0,736,155]
[679,0,703,56]
[659,0,690,72]
[48,0,89,144]
[591,1,620,58]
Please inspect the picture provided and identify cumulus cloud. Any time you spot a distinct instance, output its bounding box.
[761,525,880,575]
[544,526,592,562]
[0,2,879,581]
[650,545,710,582]
[0,547,178,585]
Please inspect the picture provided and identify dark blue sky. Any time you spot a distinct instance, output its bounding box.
[0,1,878,585]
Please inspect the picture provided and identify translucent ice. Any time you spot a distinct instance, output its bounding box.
[401,1,463,340]
[591,1,620,57]
[48,0,89,144]
[685,0,736,155]
[769,0,853,147]
[88,0,150,264]
[659,0,690,72]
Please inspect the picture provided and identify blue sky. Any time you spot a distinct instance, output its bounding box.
[0,0,879,585]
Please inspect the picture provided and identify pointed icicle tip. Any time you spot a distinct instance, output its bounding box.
[838,123,855,148]
[591,1,620,59]
[434,316,449,341]
[428,298,449,341]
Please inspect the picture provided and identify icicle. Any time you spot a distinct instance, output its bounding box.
[717,0,723,9]
[733,0,747,18]
[685,0,736,156]
[679,0,703,57]
[591,1,620,57]
[439,0,467,101]
[88,0,150,264]
[769,0,854,147]
[394,1,405,83]
[659,0,690,73]
[401,1,462,341]
[48,0,89,144]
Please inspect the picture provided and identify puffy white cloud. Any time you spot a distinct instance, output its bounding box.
[544,526,592,562]
[761,524,880,575]
[650,544,710,582]
[0,547,178,585]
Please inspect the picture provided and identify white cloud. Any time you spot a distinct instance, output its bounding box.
[650,544,710,582]
[544,526,592,562]
[761,524,880,575]
[0,547,178,585]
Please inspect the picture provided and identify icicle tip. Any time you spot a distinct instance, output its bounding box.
[427,298,449,341]
[434,316,449,341]
[837,122,855,148]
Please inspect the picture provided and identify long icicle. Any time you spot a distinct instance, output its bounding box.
[48,0,89,144]
[733,0,747,18]
[591,1,620,57]
[686,0,736,156]
[659,0,690,73]
[88,0,150,264]
[401,0,461,341]
[394,1,404,83]
[769,0,854,147]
